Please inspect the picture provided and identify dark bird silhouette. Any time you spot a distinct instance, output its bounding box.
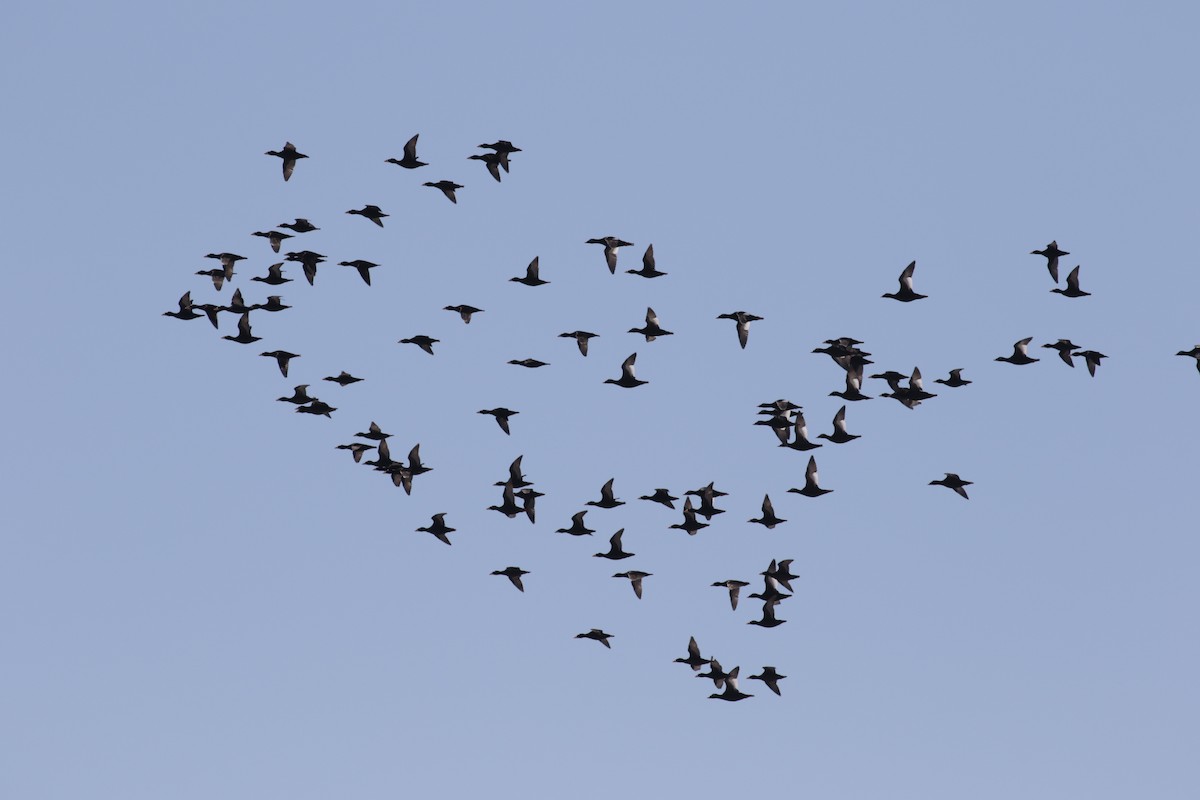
[559,330,598,357]
[252,230,292,253]
[747,600,786,629]
[717,311,763,349]
[749,495,786,529]
[277,384,314,405]
[508,358,548,368]
[556,510,595,536]
[1176,345,1200,374]
[386,134,426,169]
[488,482,524,518]
[399,336,439,355]
[763,559,800,592]
[496,456,533,489]
[817,405,860,444]
[594,528,634,560]
[708,667,753,701]
[265,142,307,181]
[339,260,379,286]
[510,256,548,286]
[224,288,253,315]
[296,400,336,418]
[517,487,543,524]
[285,250,326,285]
[279,218,319,233]
[445,305,484,324]
[712,579,750,610]
[403,444,432,477]
[478,140,521,172]
[830,370,872,401]
[586,236,634,274]
[195,268,231,291]
[222,312,260,344]
[749,574,791,605]
[934,368,972,388]
[669,497,709,535]
[253,295,290,313]
[575,629,613,648]
[639,488,678,509]
[882,260,926,302]
[629,307,673,342]
[260,350,299,377]
[205,253,245,281]
[626,243,667,278]
[164,291,203,321]
[1031,240,1068,283]
[323,371,363,387]
[491,566,529,592]
[690,483,726,520]
[586,478,625,509]
[930,473,972,499]
[250,262,292,285]
[335,442,375,463]
[468,152,503,182]
[1074,349,1107,377]
[995,337,1039,365]
[478,408,518,435]
[347,205,388,227]
[748,666,786,696]
[1051,265,1090,298]
[416,513,455,545]
[674,636,709,671]
[697,659,730,689]
[788,455,832,497]
[613,571,651,599]
[193,302,221,329]
[355,421,391,440]
[1042,339,1082,368]
[423,180,463,203]
[781,410,822,452]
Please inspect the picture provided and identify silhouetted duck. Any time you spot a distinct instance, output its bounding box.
[265,142,307,181]
[1042,339,1082,367]
[323,371,362,387]
[613,571,651,599]
[708,667,753,701]
[386,134,426,169]
[559,330,598,356]
[1073,349,1107,377]
[586,236,633,274]
[222,312,260,344]
[574,629,613,648]
[491,566,529,592]
[669,497,709,535]
[995,337,1039,365]
[685,483,729,499]
[261,350,299,377]
[277,384,313,404]
[164,291,203,321]
[626,243,667,278]
[285,250,326,285]
[782,411,822,452]
[748,666,786,696]
[747,600,786,628]
[389,467,414,494]
[594,529,634,560]
[1031,240,1068,283]
[254,295,290,313]
[399,336,439,355]
[556,510,595,536]
[764,559,800,592]
[497,455,532,488]
[478,408,518,435]
[468,152,503,182]
[934,368,972,388]
[930,473,972,499]
[508,358,548,368]
[749,495,786,529]
[1176,345,1200,373]
[717,311,763,349]
[337,260,377,286]
[818,405,859,444]
[629,307,673,342]
[416,513,454,545]
[356,422,391,440]
[674,636,709,671]
[335,442,375,463]
[225,288,252,315]
[478,140,521,172]
[749,575,791,605]
[347,205,388,227]
[1051,265,1090,298]
[712,579,750,610]
[510,256,548,286]
[882,260,926,302]
[690,483,726,520]
[788,455,832,498]
[698,659,730,689]
[759,399,801,412]
[586,478,625,509]
[195,268,231,291]
[279,218,319,233]
[404,444,431,476]
[445,305,483,324]
[830,371,872,401]
[488,482,524,518]
[517,487,543,524]
[252,230,292,253]
[639,488,678,509]
[296,401,336,418]
[605,353,647,388]
[251,263,291,286]
[423,180,463,203]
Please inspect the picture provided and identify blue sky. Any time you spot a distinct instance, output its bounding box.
[3,2,1199,798]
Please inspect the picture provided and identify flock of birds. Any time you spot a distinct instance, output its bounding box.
[164,136,1200,703]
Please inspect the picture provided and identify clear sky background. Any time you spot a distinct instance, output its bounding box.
[3,2,1199,798]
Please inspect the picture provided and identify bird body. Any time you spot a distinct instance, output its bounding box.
[605,353,648,388]
[586,236,633,274]
[265,142,307,181]
[930,473,972,499]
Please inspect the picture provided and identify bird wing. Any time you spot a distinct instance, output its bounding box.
[404,134,419,160]
[899,260,916,291]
